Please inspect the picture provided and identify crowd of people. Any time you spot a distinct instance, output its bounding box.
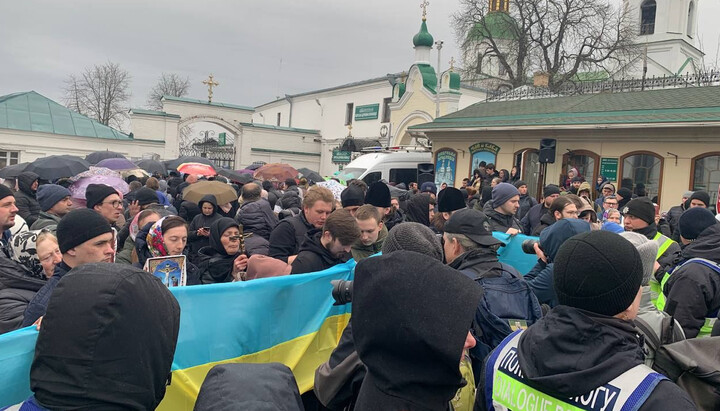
[0,159,718,410]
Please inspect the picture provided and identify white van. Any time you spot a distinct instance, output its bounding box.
[336,151,433,187]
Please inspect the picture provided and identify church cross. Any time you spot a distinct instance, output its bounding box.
[202,74,220,103]
[449,57,456,71]
[420,0,429,20]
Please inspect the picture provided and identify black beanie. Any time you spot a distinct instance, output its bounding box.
[365,182,391,208]
[513,180,527,189]
[543,184,561,198]
[341,185,364,208]
[134,187,159,207]
[85,184,118,209]
[0,184,13,201]
[679,207,718,240]
[57,209,113,253]
[689,190,711,207]
[382,222,443,261]
[553,231,643,316]
[617,187,632,200]
[437,187,466,213]
[622,197,655,225]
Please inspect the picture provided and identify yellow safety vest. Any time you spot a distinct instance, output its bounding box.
[649,232,675,311]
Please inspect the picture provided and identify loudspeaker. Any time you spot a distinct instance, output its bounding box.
[539,139,557,164]
[417,163,435,185]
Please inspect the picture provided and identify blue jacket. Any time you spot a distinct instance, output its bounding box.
[21,262,71,327]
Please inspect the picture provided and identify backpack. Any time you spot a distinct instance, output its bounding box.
[460,263,543,377]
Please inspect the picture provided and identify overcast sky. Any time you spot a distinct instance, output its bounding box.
[2,0,719,110]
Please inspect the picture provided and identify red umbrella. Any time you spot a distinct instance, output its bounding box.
[177,162,217,176]
[253,163,298,182]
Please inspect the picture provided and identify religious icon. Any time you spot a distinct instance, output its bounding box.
[144,255,187,287]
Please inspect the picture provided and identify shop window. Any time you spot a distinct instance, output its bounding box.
[620,151,663,202]
[692,153,720,212]
[561,150,599,190]
[389,168,417,187]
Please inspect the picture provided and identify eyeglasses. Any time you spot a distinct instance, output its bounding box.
[101,200,123,208]
[604,201,618,205]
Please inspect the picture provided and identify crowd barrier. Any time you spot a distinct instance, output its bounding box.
[0,234,539,408]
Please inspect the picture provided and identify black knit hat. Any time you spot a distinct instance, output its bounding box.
[85,184,118,209]
[622,197,655,225]
[616,187,632,200]
[543,184,561,198]
[679,207,718,240]
[134,187,158,207]
[690,190,711,207]
[553,231,643,316]
[57,208,113,253]
[353,251,483,410]
[513,180,527,189]
[0,184,14,201]
[341,185,365,208]
[437,187,466,213]
[382,222,443,261]
[365,182,391,208]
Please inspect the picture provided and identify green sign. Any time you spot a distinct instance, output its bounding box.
[354,104,380,121]
[600,158,619,181]
[218,132,226,146]
[469,142,501,155]
[332,149,352,164]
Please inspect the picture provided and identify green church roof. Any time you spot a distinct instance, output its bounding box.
[0,91,131,140]
[417,64,438,94]
[470,11,519,41]
[413,20,434,48]
[449,71,461,90]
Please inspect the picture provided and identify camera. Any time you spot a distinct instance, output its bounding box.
[331,280,353,305]
[521,239,540,254]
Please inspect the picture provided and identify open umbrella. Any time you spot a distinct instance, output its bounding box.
[244,162,265,171]
[253,163,298,182]
[178,162,217,176]
[297,167,324,183]
[135,159,166,175]
[96,158,137,171]
[26,155,90,181]
[165,156,215,170]
[0,162,29,179]
[85,151,126,165]
[316,180,346,201]
[218,169,254,184]
[120,169,150,179]
[69,175,130,200]
[181,180,238,205]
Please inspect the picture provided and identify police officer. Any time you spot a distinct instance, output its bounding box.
[475,231,696,411]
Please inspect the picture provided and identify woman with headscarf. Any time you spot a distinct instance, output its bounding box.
[404,193,436,231]
[187,195,223,263]
[135,215,200,284]
[196,218,249,284]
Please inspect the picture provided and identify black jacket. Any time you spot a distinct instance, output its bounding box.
[474,306,696,411]
[188,195,223,262]
[0,251,46,334]
[236,199,278,241]
[269,211,316,262]
[532,211,556,236]
[666,204,685,240]
[21,261,71,327]
[384,208,405,232]
[517,193,537,221]
[485,209,521,232]
[178,200,201,223]
[520,202,550,235]
[14,172,41,227]
[314,320,365,410]
[196,218,243,284]
[634,223,682,277]
[290,232,348,274]
[664,223,720,338]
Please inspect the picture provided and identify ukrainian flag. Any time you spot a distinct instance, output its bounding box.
[0,260,354,409]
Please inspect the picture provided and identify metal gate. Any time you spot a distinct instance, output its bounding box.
[179,134,236,169]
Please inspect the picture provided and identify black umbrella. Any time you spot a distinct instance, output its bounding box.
[298,167,324,183]
[85,150,126,165]
[0,162,30,179]
[135,159,167,175]
[218,169,254,184]
[244,162,265,171]
[164,156,216,170]
[26,155,90,180]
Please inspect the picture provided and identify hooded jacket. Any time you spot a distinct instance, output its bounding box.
[194,363,303,411]
[268,211,316,262]
[27,263,179,410]
[14,172,41,227]
[188,195,223,260]
[404,194,433,228]
[0,250,46,334]
[516,192,537,221]
[236,198,278,241]
[485,209,521,233]
[474,306,696,410]
[290,232,349,274]
[196,218,241,284]
[520,202,551,235]
[21,262,71,328]
[29,211,62,232]
[664,223,720,338]
[351,225,388,262]
[532,211,556,236]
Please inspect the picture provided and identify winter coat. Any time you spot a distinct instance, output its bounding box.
[633,223,682,277]
[268,211,316,262]
[531,211,555,236]
[188,195,223,262]
[520,202,550,235]
[178,200,200,223]
[314,320,365,410]
[636,286,685,366]
[115,236,136,265]
[474,306,696,411]
[290,232,349,274]
[14,172,40,227]
[0,249,46,334]
[195,363,303,411]
[485,209,521,233]
[278,190,301,211]
[196,218,243,284]
[384,208,405,232]
[666,204,685,239]
[29,211,61,232]
[404,194,433,228]
[664,223,720,338]
[516,193,537,221]
[351,225,388,262]
[21,261,71,327]
[236,199,278,241]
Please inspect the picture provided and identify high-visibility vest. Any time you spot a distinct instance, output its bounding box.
[649,232,676,311]
[661,258,720,338]
[485,330,666,411]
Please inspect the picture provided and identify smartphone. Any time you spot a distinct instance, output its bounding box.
[202,227,210,230]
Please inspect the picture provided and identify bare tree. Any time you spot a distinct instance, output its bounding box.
[454,0,638,92]
[146,73,190,111]
[62,61,131,129]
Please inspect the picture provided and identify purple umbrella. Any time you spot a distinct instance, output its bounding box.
[96,158,136,170]
[236,169,255,174]
[69,175,130,200]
